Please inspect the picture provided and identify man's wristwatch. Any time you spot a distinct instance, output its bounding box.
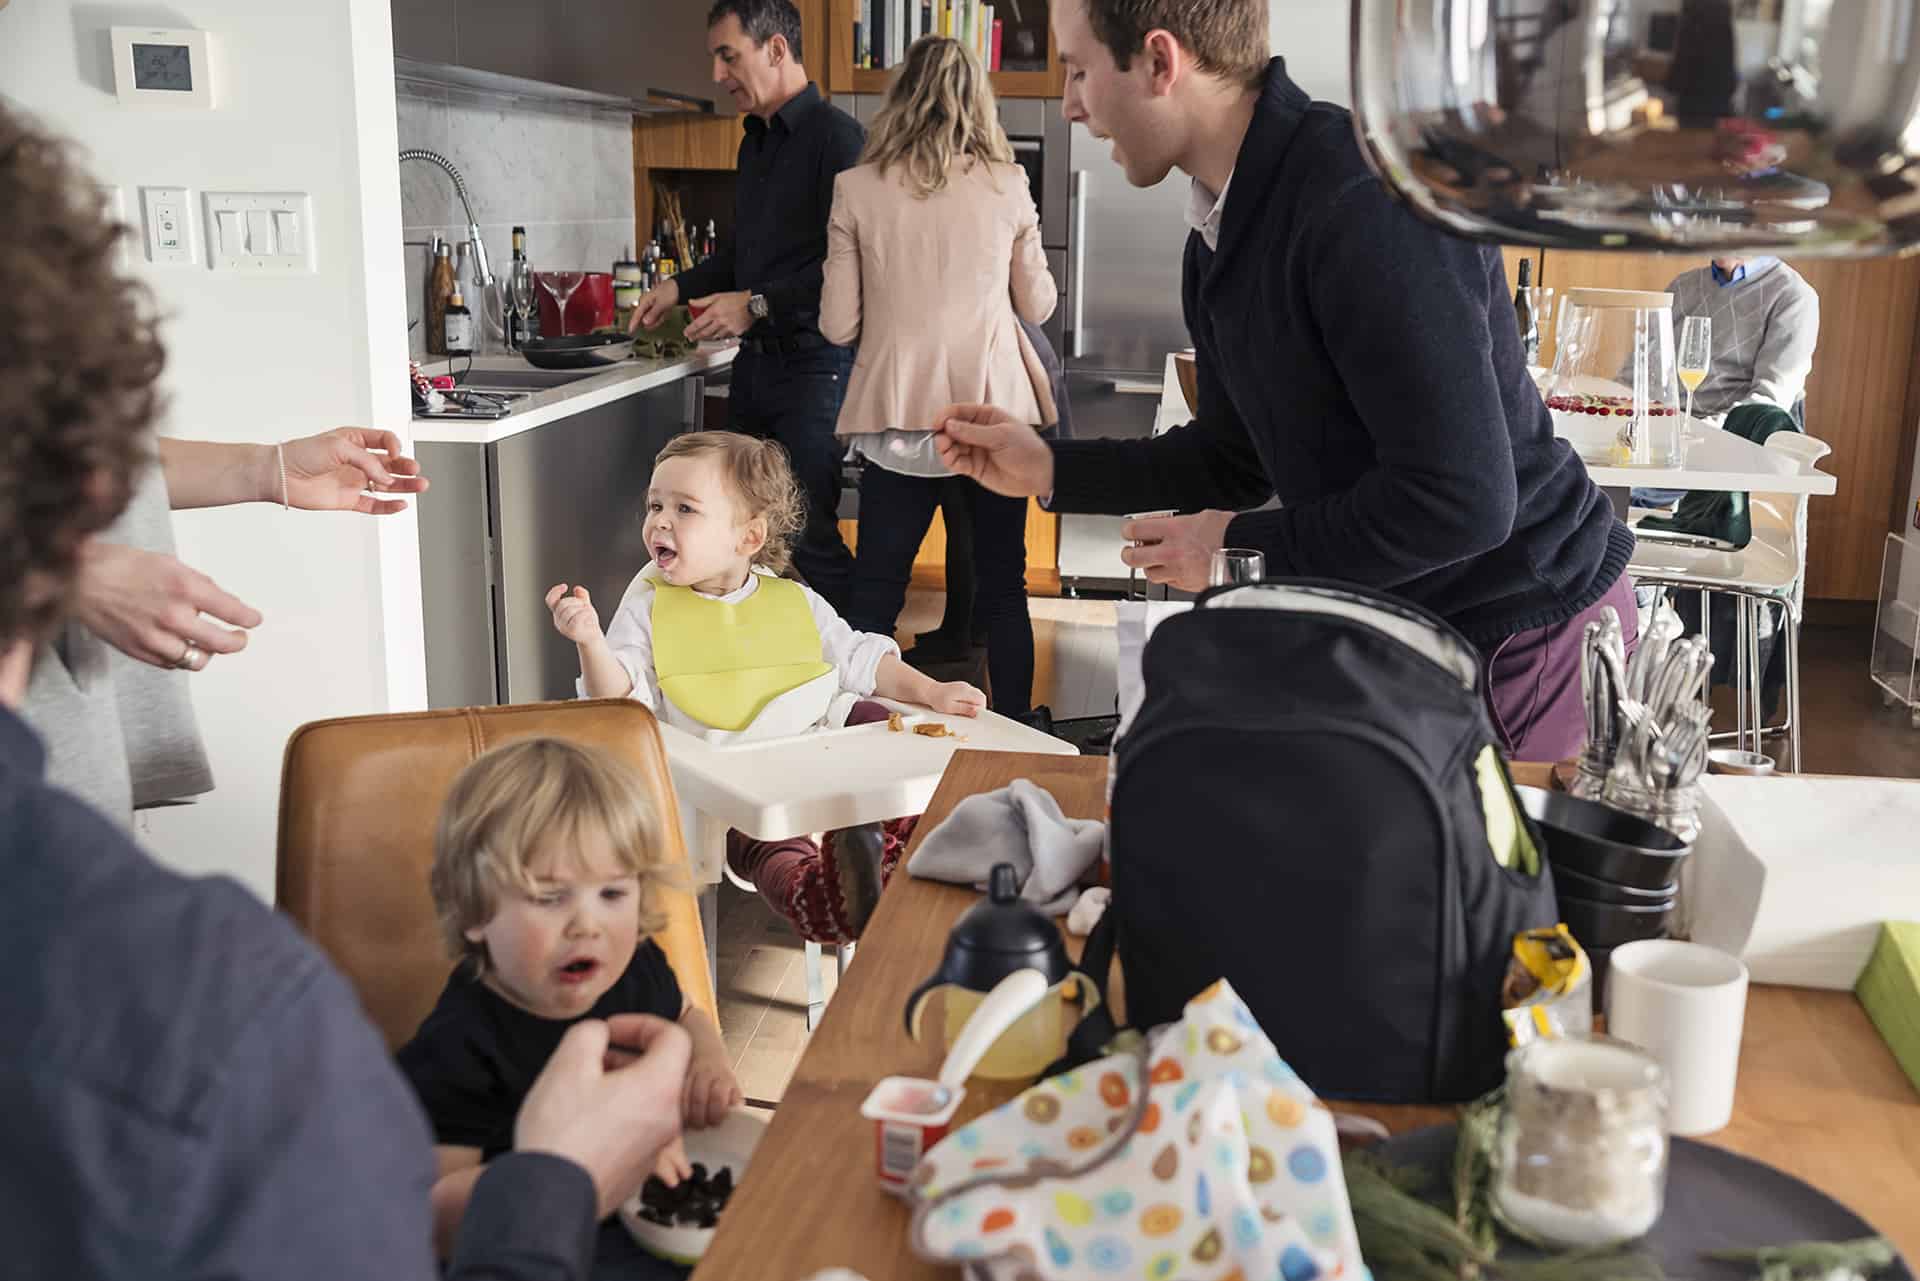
[747,293,769,321]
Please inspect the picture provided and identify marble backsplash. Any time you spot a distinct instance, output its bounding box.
[398,78,637,357]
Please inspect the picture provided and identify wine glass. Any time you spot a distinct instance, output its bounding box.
[539,269,586,337]
[507,272,536,349]
[1678,315,1712,432]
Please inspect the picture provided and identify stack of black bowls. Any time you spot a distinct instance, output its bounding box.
[1514,786,1691,1005]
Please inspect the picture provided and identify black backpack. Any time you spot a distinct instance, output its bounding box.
[1079,580,1558,1103]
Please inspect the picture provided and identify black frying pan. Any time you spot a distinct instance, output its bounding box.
[519,332,630,370]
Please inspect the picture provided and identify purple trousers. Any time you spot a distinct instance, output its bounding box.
[1481,574,1638,764]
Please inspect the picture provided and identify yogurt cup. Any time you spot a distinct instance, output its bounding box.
[857,969,1049,1193]
[860,1076,965,1193]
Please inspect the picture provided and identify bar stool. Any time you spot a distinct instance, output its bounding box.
[1628,433,1830,771]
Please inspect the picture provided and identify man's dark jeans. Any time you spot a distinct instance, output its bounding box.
[728,344,856,613]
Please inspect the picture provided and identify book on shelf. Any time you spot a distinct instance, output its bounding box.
[989,16,1003,69]
[859,0,872,67]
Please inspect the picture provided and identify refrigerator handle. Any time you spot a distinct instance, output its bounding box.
[1069,168,1088,360]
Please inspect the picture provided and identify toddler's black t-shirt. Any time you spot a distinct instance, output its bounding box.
[396,942,684,1157]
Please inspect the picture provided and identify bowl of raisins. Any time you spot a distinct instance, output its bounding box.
[619,1107,768,1262]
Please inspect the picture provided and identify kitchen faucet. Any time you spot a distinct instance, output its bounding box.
[399,148,496,311]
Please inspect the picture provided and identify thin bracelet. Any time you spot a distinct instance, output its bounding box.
[276,441,289,510]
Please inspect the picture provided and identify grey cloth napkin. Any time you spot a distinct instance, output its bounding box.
[905,779,1107,914]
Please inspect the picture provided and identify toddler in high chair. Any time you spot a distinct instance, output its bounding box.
[546,430,985,943]
[395,737,738,1258]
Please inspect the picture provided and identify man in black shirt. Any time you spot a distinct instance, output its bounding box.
[0,102,690,1281]
[634,0,866,613]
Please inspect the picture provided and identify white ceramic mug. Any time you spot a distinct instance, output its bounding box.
[1604,939,1750,1137]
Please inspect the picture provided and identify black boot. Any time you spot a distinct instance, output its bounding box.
[830,821,887,937]
[1014,705,1056,736]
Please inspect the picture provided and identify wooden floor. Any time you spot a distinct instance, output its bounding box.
[713,606,1920,1102]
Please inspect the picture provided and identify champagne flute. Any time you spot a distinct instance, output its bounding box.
[1678,315,1711,433]
[539,269,586,337]
[508,270,536,349]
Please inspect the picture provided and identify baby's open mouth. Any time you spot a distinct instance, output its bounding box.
[652,545,677,569]
[558,959,600,982]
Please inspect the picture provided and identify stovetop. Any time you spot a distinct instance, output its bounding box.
[414,387,534,421]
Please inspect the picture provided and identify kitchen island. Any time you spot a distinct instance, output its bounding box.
[412,347,735,708]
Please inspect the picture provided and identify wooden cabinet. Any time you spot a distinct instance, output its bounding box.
[1531,250,1920,602]
[824,0,1065,97]
[839,500,1061,591]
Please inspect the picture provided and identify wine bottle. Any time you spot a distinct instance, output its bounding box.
[1514,257,1540,365]
[508,226,533,348]
[444,291,474,357]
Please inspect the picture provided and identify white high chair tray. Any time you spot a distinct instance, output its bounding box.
[1564,419,1837,494]
[660,702,1078,884]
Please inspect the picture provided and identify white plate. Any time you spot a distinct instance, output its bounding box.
[618,1108,770,1264]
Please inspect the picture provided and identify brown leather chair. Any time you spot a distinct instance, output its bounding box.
[275,698,716,1050]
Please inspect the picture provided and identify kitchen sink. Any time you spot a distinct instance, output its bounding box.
[457,366,611,391]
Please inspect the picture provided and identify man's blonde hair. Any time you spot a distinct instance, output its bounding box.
[863,36,1014,198]
[430,738,677,974]
[653,431,805,574]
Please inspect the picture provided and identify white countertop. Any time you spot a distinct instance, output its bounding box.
[409,347,736,444]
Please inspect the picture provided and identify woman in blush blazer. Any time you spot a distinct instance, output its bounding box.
[821,35,1056,720]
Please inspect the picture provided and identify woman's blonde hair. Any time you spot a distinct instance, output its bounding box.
[863,36,1013,197]
[430,738,679,975]
[653,431,805,574]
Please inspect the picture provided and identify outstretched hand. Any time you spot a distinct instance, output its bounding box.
[280,428,429,515]
[931,404,1054,499]
[517,1014,691,1218]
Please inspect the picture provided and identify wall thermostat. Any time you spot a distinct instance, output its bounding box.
[111,27,215,108]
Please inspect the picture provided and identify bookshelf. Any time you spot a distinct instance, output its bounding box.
[827,0,1065,98]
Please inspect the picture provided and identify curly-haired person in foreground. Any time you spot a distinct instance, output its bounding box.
[0,102,691,1281]
[546,430,983,941]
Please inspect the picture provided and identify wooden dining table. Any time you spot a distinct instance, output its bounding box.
[689,752,1920,1281]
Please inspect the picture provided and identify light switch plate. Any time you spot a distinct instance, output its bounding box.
[139,186,194,265]
[203,191,313,272]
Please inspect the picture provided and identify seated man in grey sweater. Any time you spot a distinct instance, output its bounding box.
[1633,256,1820,508]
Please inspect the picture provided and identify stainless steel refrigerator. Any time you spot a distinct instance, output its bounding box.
[1055,124,1196,587]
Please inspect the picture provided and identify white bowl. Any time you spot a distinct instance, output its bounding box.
[617,1108,770,1264]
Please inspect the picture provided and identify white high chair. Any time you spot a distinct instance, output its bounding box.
[661,704,1078,1029]
[721,858,857,1031]
[1628,432,1830,772]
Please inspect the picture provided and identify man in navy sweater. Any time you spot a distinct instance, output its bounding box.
[935,0,1635,760]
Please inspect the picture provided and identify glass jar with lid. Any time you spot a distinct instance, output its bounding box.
[1491,1036,1669,1248]
[1544,288,1682,468]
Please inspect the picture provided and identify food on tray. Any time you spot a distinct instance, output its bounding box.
[635,1163,734,1229]
[887,711,905,732]
[912,722,952,738]
[1544,392,1679,416]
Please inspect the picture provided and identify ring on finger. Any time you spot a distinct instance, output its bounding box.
[175,640,204,671]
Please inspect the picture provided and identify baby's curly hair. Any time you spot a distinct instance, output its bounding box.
[653,431,806,574]
[0,106,164,645]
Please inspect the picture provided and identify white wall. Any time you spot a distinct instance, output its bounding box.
[0,0,423,900]
[1270,0,1352,107]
